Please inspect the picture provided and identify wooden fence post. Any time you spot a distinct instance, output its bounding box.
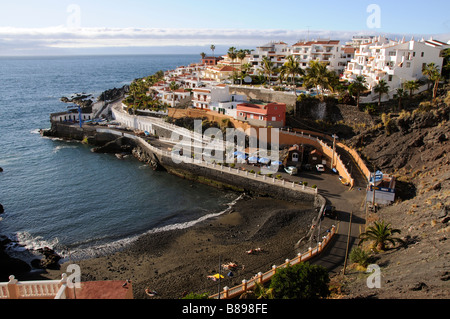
[241,279,247,293]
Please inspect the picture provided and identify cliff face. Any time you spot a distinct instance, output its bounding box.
[338,92,450,299]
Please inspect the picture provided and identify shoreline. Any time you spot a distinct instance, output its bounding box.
[37,194,321,299]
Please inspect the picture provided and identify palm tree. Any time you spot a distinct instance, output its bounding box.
[358,220,404,251]
[200,52,206,61]
[261,56,275,86]
[237,49,247,85]
[431,69,441,101]
[276,65,287,86]
[227,47,237,63]
[348,76,367,108]
[404,80,419,98]
[303,60,335,101]
[169,81,180,107]
[210,45,216,57]
[373,80,390,107]
[393,87,408,111]
[422,62,439,91]
[284,55,304,89]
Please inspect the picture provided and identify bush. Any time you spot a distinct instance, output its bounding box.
[349,247,371,268]
[276,174,282,179]
[181,292,210,299]
[269,262,330,299]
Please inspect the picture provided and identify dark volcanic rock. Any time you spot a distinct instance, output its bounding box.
[36,247,61,270]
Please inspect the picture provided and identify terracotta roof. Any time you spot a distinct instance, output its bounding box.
[293,40,340,46]
[193,88,211,93]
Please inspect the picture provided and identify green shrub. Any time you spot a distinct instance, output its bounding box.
[350,247,370,266]
[269,262,330,299]
[181,292,210,299]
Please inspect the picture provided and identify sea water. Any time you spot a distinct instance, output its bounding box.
[0,55,237,262]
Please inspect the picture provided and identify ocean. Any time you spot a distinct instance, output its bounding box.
[0,55,237,262]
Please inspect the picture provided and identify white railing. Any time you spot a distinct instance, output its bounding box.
[0,275,67,299]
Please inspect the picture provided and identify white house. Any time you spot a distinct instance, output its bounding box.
[192,84,247,117]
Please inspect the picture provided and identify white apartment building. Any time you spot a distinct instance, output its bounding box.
[249,41,291,71]
[192,84,247,118]
[343,37,449,98]
[248,39,349,76]
[291,39,345,72]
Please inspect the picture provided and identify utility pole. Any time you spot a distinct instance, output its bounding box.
[331,134,338,169]
[218,255,221,299]
[343,210,353,275]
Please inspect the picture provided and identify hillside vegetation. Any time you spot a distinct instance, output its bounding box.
[335,88,449,298]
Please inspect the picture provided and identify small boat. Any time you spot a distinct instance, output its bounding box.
[284,166,298,176]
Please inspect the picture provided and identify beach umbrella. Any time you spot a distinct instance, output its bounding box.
[237,153,248,160]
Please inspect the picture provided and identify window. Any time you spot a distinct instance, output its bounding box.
[388,75,393,81]
[272,117,276,121]
[406,62,411,68]
[421,52,424,57]
[389,51,396,57]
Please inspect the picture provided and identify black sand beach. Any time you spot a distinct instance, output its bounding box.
[40,195,320,299]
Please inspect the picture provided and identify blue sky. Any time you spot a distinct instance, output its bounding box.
[1,0,449,55]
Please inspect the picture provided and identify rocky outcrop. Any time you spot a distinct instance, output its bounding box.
[91,137,135,154]
[0,236,31,281]
[31,247,62,270]
[98,85,129,102]
[60,93,94,110]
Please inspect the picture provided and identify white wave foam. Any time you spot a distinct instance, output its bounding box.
[30,128,41,134]
[10,231,59,252]
[66,194,245,260]
[53,145,78,153]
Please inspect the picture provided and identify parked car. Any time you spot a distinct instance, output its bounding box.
[322,205,337,219]
[284,166,298,176]
[316,164,325,172]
